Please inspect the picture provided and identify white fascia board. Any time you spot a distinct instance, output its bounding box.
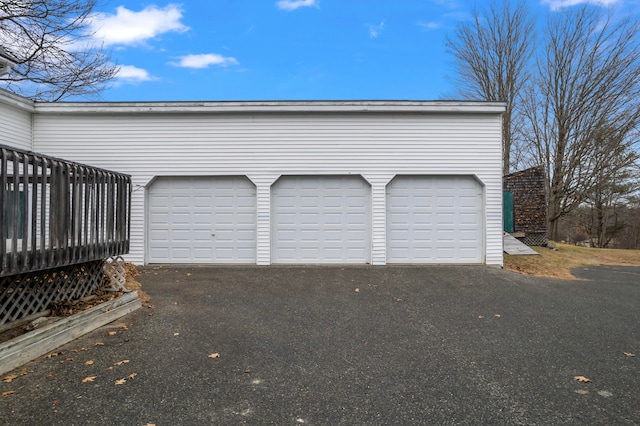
[33,100,506,115]
[0,89,35,112]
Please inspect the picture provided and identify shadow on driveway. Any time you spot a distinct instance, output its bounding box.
[1,265,639,424]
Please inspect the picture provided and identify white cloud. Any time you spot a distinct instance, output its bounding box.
[430,0,461,8]
[369,21,385,38]
[276,0,319,11]
[172,53,239,69]
[541,0,619,10]
[419,22,441,30]
[117,65,154,82]
[88,4,189,46]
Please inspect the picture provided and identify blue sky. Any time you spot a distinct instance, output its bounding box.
[85,0,635,102]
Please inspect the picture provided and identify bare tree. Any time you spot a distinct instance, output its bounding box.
[446,0,535,174]
[582,125,640,247]
[521,6,640,241]
[0,0,118,101]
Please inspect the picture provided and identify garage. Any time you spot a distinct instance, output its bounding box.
[147,176,256,263]
[386,176,484,263]
[271,176,371,264]
[17,99,505,266]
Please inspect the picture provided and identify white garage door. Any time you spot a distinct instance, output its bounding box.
[147,176,256,263]
[386,176,483,263]
[272,176,370,264]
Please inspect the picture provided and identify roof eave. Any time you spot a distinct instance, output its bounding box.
[33,100,507,115]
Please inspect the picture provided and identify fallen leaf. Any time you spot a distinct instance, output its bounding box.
[574,375,591,383]
[354,288,360,293]
[121,325,129,331]
[85,360,94,366]
[494,314,501,318]
[173,332,179,336]
[2,391,15,397]
[575,389,590,395]
[187,273,192,277]
[478,315,485,319]
[46,352,61,358]
[244,369,252,374]
[126,373,137,380]
[624,352,636,357]
[3,375,17,383]
[115,379,126,385]
[107,331,117,336]
[208,353,220,359]
[82,376,97,383]
[94,342,104,346]
[114,360,130,366]
[65,357,74,361]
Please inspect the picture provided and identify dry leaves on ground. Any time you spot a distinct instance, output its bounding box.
[82,376,97,383]
[624,352,636,357]
[2,390,15,397]
[114,360,130,366]
[2,369,27,383]
[208,353,220,359]
[115,373,137,385]
[85,360,94,366]
[2,375,17,383]
[574,375,591,383]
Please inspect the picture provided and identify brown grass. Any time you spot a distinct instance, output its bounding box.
[504,243,640,279]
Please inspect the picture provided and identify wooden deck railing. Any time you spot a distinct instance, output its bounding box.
[0,144,131,277]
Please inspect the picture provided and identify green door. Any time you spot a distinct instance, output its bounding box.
[503,191,514,233]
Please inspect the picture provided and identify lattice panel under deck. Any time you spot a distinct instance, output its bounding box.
[0,260,104,326]
[517,232,548,247]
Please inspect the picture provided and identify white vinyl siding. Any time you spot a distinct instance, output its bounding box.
[0,96,33,151]
[147,176,256,264]
[27,102,504,266]
[272,176,370,264]
[386,176,483,263]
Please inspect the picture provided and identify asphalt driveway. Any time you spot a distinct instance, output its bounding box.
[1,265,639,425]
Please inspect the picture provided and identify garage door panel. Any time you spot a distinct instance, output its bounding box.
[148,176,256,264]
[272,176,370,264]
[387,176,483,264]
